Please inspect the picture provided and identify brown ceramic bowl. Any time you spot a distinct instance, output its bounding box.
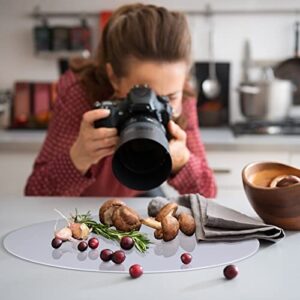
[242,161,300,230]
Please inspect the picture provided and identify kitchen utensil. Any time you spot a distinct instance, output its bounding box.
[13,82,31,128]
[33,83,51,126]
[202,16,221,99]
[238,68,293,122]
[274,22,300,105]
[52,26,70,51]
[195,62,230,126]
[3,218,259,273]
[0,90,12,129]
[69,19,91,51]
[242,161,300,230]
[33,19,52,51]
[241,39,252,83]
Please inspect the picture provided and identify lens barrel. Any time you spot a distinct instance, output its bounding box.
[112,118,172,190]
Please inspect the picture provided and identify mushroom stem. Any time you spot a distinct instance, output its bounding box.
[140,217,162,230]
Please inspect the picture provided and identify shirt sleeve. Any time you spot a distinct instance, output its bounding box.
[167,98,217,198]
[24,72,96,196]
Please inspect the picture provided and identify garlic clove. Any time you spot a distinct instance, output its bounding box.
[55,226,72,241]
[79,223,91,240]
[69,223,91,240]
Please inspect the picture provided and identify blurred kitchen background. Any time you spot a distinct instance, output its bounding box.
[1,0,300,197]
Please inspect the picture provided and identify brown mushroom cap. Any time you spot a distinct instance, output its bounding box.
[99,198,126,226]
[155,203,178,222]
[112,206,141,232]
[178,213,196,236]
[154,228,163,239]
[270,174,300,188]
[161,215,179,242]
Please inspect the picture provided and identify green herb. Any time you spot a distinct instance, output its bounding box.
[70,210,151,253]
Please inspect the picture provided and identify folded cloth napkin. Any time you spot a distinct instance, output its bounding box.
[148,194,285,242]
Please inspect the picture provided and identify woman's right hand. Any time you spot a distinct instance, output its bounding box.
[70,109,119,174]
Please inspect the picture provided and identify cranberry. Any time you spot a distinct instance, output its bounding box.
[223,264,239,280]
[129,264,143,278]
[181,253,192,264]
[88,237,99,249]
[51,238,63,249]
[120,236,134,250]
[100,249,113,262]
[77,241,88,252]
[111,250,126,264]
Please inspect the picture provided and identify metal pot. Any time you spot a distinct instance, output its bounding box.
[238,78,294,122]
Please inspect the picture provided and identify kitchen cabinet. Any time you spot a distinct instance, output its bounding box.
[206,150,290,189]
[0,149,294,196]
[0,151,36,196]
[1,128,300,196]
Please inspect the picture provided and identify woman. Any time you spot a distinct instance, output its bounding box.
[25,4,217,197]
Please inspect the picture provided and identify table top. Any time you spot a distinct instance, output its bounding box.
[0,191,299,300]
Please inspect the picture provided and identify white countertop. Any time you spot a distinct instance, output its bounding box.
[1,128,300,152]
[200,127,300,151]
[0,191,299,300]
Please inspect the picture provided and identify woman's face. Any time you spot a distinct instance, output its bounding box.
[107,59,188,117]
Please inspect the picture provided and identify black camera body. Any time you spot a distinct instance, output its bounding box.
[94,85,172,132]
[93,85,173,191]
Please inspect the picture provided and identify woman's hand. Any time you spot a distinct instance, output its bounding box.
[70,109,119,174]
[168,120,190,174]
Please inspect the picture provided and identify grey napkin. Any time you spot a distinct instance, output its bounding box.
[148,194,285,242]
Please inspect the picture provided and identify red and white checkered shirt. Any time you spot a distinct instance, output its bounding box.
[25,71,217,197]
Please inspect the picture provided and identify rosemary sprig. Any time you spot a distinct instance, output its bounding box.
[71,210,151,253]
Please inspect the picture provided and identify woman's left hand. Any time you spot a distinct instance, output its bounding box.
[167,120,190,174]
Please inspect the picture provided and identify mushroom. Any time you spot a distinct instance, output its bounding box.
[99,198,126,226]
[141,216,179,242]
[155,202,178,222]
[148,198,192,218]
[177,213,196,236]
[112,206,141,232]
[269,175,300,188]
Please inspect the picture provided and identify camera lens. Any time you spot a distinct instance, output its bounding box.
[119,139,167,174]
[112,118,172,191]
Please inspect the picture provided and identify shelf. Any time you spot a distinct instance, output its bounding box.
[29,8,300,19]
[35,50,91,59]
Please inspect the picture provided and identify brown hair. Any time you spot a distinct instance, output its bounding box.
[71,3,194,126]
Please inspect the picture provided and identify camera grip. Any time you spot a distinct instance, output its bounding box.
[93,101,118,128]
[94,117,115,128]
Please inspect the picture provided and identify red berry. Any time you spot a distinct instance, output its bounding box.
[88,237,99,249]
[120,236,134,250]
[77,241,88,252]
[223,264,239,280]
[181,253,192,264]
[100,249,113,262]
[129,264,143,278]
[51,238,63,249]
[111,250,126,264]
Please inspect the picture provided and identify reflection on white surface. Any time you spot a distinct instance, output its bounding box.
[3,219,259,273]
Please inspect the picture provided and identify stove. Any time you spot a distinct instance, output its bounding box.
[232,119,300,136]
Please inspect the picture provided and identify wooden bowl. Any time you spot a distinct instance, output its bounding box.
[242,161,300,230]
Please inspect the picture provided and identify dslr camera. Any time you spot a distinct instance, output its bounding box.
[94,85,173,190]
